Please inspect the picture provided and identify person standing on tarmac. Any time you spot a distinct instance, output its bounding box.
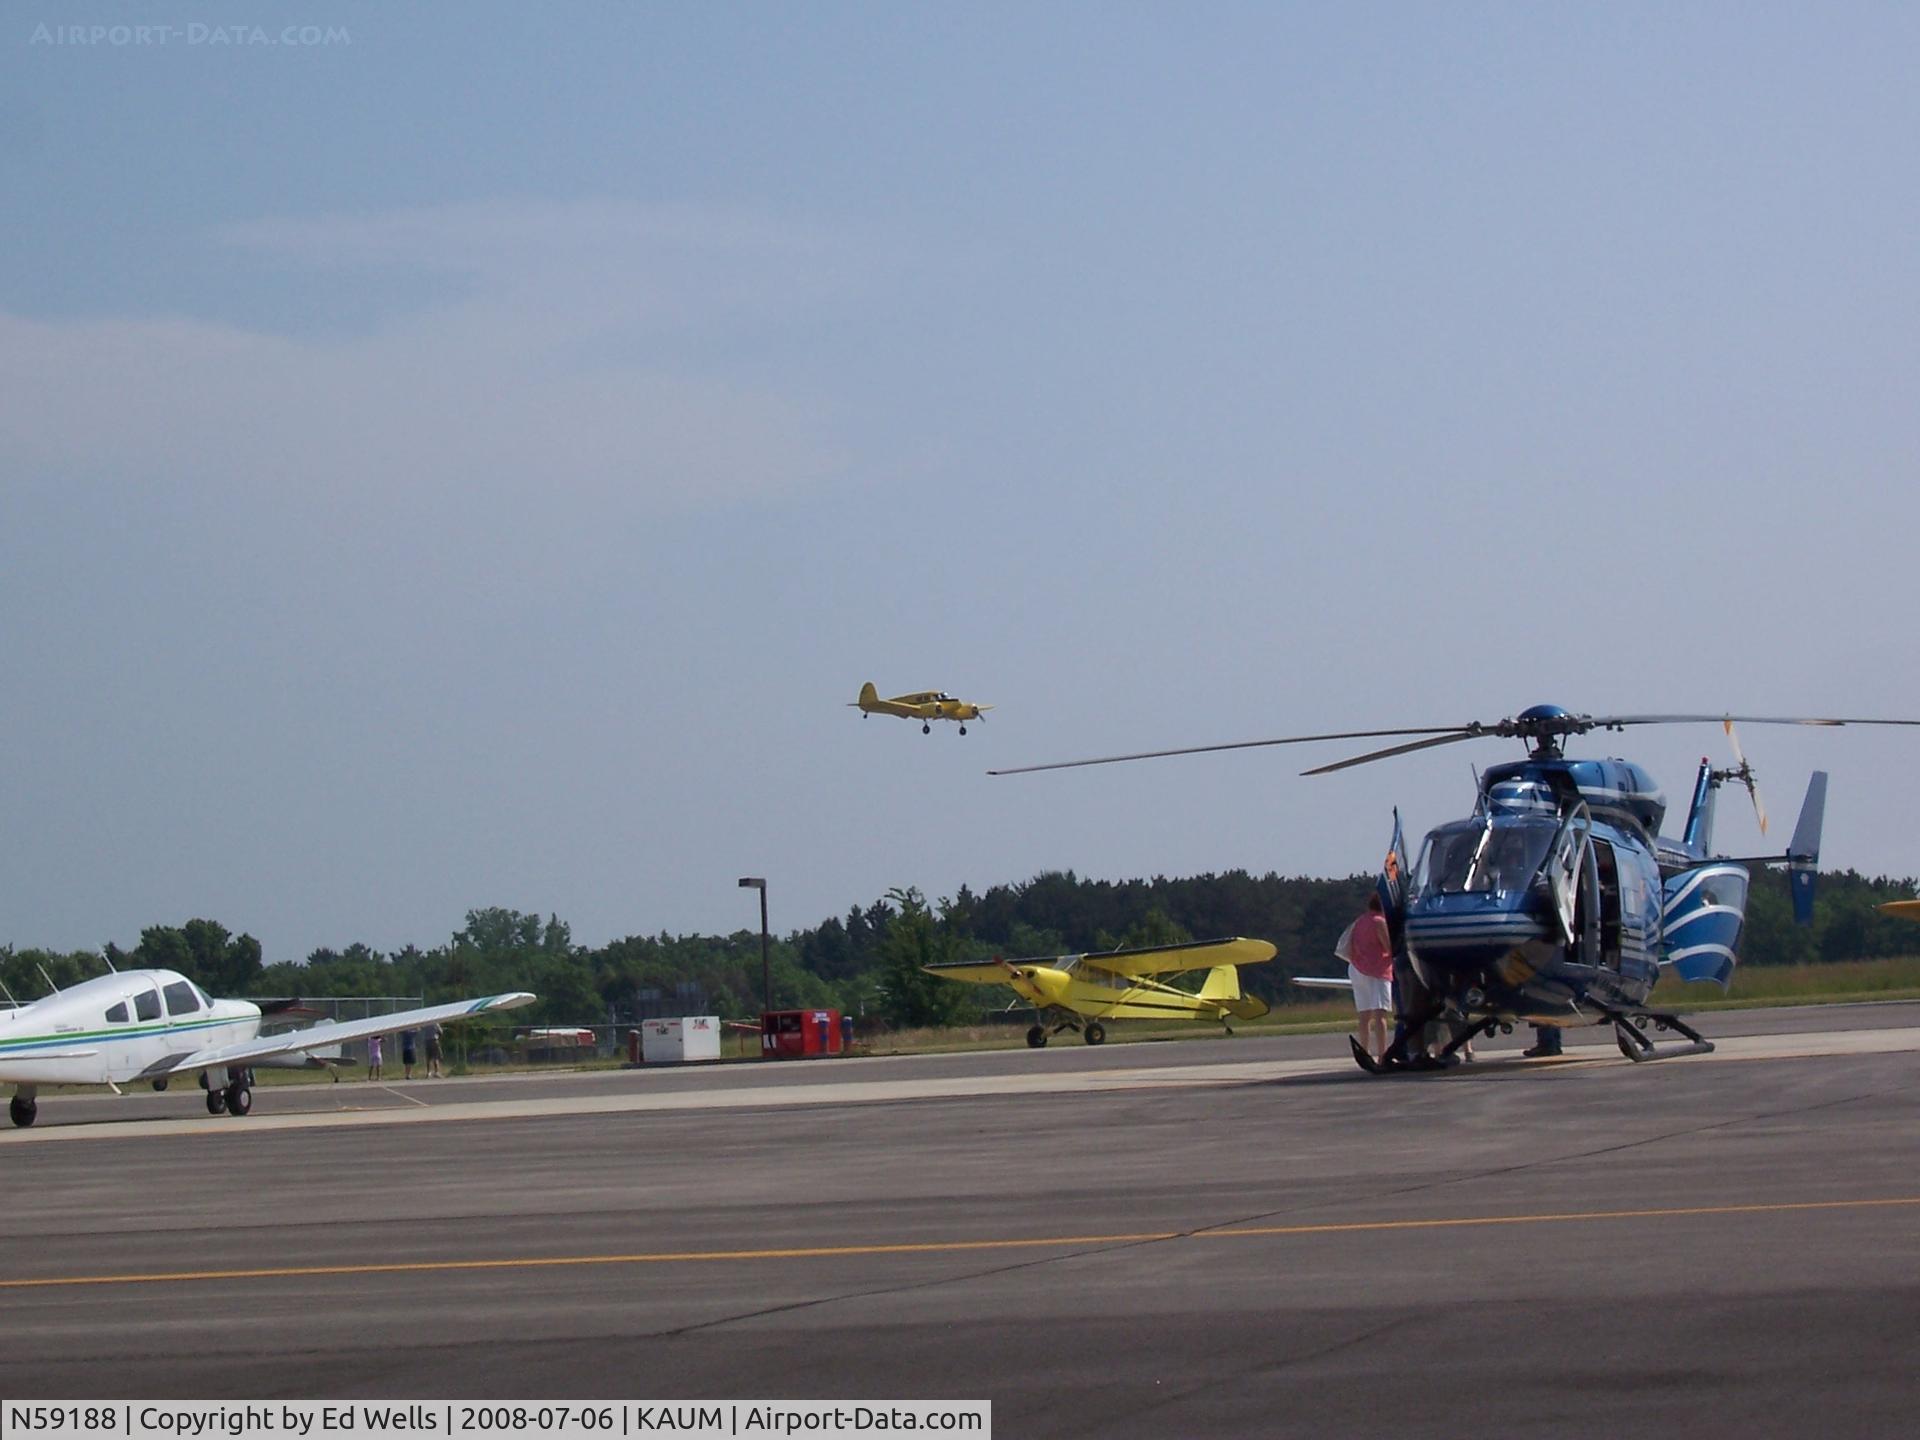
[1524,1024,1563,1057]
[1339,894,1396,1063]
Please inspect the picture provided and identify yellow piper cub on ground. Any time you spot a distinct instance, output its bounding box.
[850,682,993,734]
[926,936,1277,1046]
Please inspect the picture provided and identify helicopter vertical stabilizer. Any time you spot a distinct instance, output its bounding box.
[1788,771,1827,926]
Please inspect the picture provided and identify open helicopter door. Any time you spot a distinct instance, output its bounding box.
[1541,802,1593,948]
[1376,809,1410,953]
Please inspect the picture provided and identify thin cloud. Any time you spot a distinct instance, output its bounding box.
[0,201,857,523]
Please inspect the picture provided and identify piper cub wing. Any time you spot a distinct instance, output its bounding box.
[851,682,994,734]
[926,936,1276,1047]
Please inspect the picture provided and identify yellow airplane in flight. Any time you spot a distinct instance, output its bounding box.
[1880,900,1920,923]
[851,682,994,734]
[925,936,1277,1046]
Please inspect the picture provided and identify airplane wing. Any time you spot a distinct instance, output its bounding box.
[922,961,1022,986]
[161,991,537,1076]
[1052,937,1276,980]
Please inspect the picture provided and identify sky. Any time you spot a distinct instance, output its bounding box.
[4,2,1919,962]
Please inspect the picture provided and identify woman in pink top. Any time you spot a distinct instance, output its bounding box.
[1341,895,1395,1062]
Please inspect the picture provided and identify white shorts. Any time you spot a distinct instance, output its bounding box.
[1349,965,1393,1013]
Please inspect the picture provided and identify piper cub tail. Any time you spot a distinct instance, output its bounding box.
[1200,964,1270,1021]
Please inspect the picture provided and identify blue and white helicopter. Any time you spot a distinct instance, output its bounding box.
[992,706,1919,1072]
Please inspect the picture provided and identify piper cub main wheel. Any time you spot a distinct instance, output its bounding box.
[1083,1022,1106,1046]
[1026,1025,1048,1048]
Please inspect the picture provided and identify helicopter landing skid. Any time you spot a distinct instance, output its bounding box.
[1350,1001,1499,1075]
[1606,1010,1714,1062]
[1347,1036,1467,1075]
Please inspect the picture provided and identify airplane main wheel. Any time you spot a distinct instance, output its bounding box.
[224,1085,252,1117]
[1084,1022,1106,1046]
[1026,1025,1048,1048]
[206,1090,227,1115]
[9,1095,35,1128]
[152,1078,169,1092]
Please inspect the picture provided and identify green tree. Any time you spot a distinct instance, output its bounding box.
[873,888,970,1028]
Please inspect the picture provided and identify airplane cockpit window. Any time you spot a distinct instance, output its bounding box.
[1415,817,1558,897]
[163,980,201,1015]
[134,989,162,1021]
[105,1001,129,1024]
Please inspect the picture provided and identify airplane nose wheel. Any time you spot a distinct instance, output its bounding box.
[9,1095,36,1128]
[1026,1025,1048,1048]
[1083,1022,1106,1045]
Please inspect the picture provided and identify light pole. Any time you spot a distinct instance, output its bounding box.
[737,877,770,1046]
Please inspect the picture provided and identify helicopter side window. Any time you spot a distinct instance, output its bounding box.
[133,989,162,1022]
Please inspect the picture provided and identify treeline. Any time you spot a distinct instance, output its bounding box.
[5,867,1917,1029]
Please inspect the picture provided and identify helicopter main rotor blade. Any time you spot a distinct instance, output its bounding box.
[988,711,1920,779]
[1592,714,1920,730]
[985,725,1474,777]
[1300,731,1488,776]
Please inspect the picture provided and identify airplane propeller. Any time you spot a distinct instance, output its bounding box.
[988,707,1920,777]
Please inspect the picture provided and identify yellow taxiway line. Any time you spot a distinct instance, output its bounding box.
[5,1195,1915,1291]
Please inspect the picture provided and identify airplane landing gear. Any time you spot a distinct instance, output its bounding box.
[151,1077,169,1092]
[224,1084,252,1116]
[922,723,931,734]
[206,1089,227,1115]
[959,725,967,735]
[1026,1025,1048,1048]
[9,1094,36,1128]
[1083,1022,1106,1045]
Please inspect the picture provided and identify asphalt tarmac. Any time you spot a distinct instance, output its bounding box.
[3,1003,1917,1439]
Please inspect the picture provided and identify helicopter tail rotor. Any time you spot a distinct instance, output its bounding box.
[1721,720,1769,835]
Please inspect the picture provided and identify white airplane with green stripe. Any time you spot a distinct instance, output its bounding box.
[1,968,534,1128]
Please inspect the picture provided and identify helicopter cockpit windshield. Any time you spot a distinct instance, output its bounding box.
[1414,816,1559,897]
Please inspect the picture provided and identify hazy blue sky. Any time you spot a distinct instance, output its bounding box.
[5,2,1918,961]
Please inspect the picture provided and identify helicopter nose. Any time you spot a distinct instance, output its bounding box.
[1404,902,1552,972]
